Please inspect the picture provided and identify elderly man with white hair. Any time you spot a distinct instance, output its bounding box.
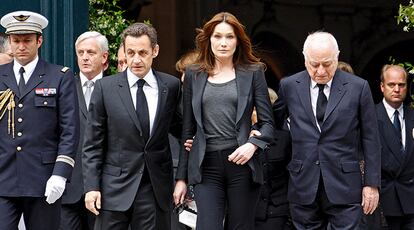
[59,31,109,230]
[273,31,380,229]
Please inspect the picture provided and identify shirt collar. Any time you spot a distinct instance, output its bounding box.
[127,68,157,88]
[13,55,39,77]
[310,77,333,89]
[382,99,404,119]
[80,72,103,87]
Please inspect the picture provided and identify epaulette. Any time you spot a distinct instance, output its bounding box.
[61,67,69,73]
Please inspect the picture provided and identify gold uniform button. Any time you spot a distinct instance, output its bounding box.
[17,132,22,137]
[16,146,22,151]
[43,101,48,105]
[17,118,23,123]
[18,103,23,108]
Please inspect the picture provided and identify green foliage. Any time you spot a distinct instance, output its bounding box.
[397,0,414,32]
[89,0,132,75]
[389,57,414,74]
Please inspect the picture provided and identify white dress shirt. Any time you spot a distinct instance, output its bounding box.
[383,99,406,148]
[13,56,39,85]
[310,78,333,131]
[127,68,158,134]
[80,72,103,95]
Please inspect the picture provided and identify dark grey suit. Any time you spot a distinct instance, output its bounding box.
[82,70,181,229]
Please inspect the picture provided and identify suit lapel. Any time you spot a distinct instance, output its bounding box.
[192,71,208,129]
[323,71,347,123]
[148,71,168,143]
[75,76,88,119]
[295,73,318,130]
[20,59,45,99]
[117,72,143,135]
[378,103,404,164]
[400,106,414,170]
[1,62,19,98]
[235,68,253,124]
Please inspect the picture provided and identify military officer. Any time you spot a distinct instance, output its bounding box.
[0,11,79,230]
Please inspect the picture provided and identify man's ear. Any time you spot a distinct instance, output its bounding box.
[37,35,43,48]
[152,44,159,58]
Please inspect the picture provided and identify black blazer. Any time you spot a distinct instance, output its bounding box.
[377,102,414,216]
[176,65,274,185]
[255,129,291,221]
[82,70,181,212]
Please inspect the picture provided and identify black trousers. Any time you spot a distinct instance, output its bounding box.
[60,196,95,230]
[255,216,292,230]
[385,214,414,230]
[290,178,362,230]
[93,170,170,230]
[0,196,61,230]
[194,148,260,230]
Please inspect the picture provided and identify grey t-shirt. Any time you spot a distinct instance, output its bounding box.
[202,79,238,152]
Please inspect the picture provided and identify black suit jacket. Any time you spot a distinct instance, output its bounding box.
[176,65,274,185]
[377,102,414,216]
[255,129,291,220]
[82,70,181,211]
[273,70,381,205]
[62,75,89,204]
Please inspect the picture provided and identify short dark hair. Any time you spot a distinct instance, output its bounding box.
[121,22,157,48]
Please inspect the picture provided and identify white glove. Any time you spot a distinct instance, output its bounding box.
[44,175,67,204]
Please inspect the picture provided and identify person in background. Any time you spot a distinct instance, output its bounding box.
[175,50,198,82]
[60,31,109,230]
[174,12,274,230]
[337,61,354,74]
[0,33,13,64]
[376,64,414,229]
[117,44,128,72]
[0,10,79,229]
[254,88,292,230]
[82,22,182,230]
[273,31,380,229]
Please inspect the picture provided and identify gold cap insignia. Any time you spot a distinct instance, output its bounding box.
[13,15,30,21]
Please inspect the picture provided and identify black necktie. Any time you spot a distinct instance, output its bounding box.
[19,67,25,94]
[393,110,402,140]
[316,84,327,128]
[136,79,150,142]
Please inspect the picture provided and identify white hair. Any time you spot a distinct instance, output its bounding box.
[302,31,340,60]
[0,34,9,53]
[75,31,109,52]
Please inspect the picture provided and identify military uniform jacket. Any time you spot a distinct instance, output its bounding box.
[0,59,79,197]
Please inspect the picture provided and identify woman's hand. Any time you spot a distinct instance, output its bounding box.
[228,143,258,165]
[173,179,188,205]
[184,139,193,152]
